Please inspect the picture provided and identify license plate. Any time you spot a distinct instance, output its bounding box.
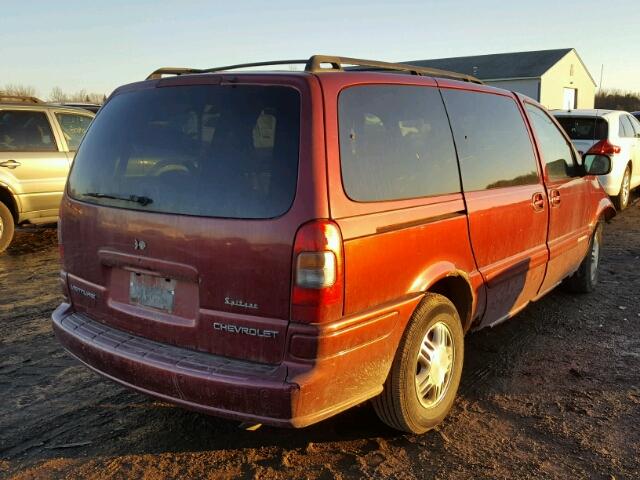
[129,272,176,313]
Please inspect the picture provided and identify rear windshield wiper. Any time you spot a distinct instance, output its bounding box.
[83,192,153,206]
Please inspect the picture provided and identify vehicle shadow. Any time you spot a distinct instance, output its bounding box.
[5,225,57,256]
[24,298,544,463]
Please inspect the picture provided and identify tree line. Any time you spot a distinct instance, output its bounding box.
[3,83,638,112]
[1,84,106,104]
[595,89,640,112]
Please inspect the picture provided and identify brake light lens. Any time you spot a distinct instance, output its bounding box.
[291,220,344,324]
[587,139,621,155]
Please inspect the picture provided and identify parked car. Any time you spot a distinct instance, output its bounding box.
[553,109,640,210]
[60,102,101,114]
[52,56,615,434]
[0,95,94,251]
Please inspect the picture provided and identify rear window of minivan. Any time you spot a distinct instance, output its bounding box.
[555,116,608,141]
[68,85,300,219]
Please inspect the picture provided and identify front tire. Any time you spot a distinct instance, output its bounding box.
[372,293,464,434]
[613,166,631,211]
[0,201,15,253]
[565,221,603,293]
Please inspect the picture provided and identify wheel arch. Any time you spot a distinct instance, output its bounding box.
[414,263,477,333]
[0,184,19,223]
[594,195,616,223]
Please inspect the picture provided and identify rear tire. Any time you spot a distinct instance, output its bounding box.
[565,221,603,293]
[0,201,15,253]
[372,293,464,434]
[613,166,631,211]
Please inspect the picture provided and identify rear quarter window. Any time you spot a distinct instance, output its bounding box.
[338,85,460,202]
[55,113,93,150]
[441,90,539,191]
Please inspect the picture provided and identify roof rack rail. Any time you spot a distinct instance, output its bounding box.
[146,55,483,84]
[305,55,483,84]
[146,67,207,80]
[0,94,44,104]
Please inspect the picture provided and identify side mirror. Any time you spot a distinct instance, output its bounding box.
[583,154,612,176]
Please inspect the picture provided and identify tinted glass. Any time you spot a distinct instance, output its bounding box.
[55,113,93,150]
[68,85,300,219]
[525,104,576,180]
[629,115,640,135]
[442,90,539,191]
[555,116,608,141]
[338,85,460,202]
[619,115,635,138]
[0,110,57,152]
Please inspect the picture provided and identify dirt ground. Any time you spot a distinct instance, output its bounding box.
[1,198,639,480]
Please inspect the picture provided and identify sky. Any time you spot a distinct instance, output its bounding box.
[1,0,639,98]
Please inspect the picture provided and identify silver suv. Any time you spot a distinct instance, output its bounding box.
[0,95,94,252]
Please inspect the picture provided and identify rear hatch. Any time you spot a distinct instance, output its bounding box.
[61,78,304,364]
[554,115,608,154]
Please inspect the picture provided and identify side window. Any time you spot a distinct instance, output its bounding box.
[338,85,460,202]
[524,104,576,181]
[0,110,57,152]
[55,113,93,150]
[620,115,636,138]
[442,90,539,191]
[629,115,640,136]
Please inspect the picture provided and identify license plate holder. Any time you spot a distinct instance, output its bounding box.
[129,272,176,313]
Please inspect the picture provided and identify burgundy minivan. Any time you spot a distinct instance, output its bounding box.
[52,56,615,433]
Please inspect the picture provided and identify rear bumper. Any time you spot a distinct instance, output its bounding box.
[51,303,299,427]
[52,294,421,427]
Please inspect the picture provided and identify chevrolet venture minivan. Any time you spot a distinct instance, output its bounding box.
[52,56,615,433]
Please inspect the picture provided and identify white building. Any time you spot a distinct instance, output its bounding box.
[408,48,596,110]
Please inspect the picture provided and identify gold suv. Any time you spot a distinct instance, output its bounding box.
[0,95,94,252]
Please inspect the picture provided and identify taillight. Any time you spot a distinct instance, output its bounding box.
[587,139,621,155]
[291,220,344,324]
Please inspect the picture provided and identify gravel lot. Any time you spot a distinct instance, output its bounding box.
[1,198,639,480]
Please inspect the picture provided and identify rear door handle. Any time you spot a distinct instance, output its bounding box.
[532,192,545,211]
[0,159,21,169]
[549,189,561,206]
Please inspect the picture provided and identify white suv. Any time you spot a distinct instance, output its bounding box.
[553,109,640,210]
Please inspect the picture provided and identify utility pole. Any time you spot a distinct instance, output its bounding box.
[599,64,604,91]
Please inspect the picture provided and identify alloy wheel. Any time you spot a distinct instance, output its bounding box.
[415,321,455,408]
[621,169,630,208]
[590,232,600,282]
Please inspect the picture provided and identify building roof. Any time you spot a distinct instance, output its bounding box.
[405,48,575,81]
